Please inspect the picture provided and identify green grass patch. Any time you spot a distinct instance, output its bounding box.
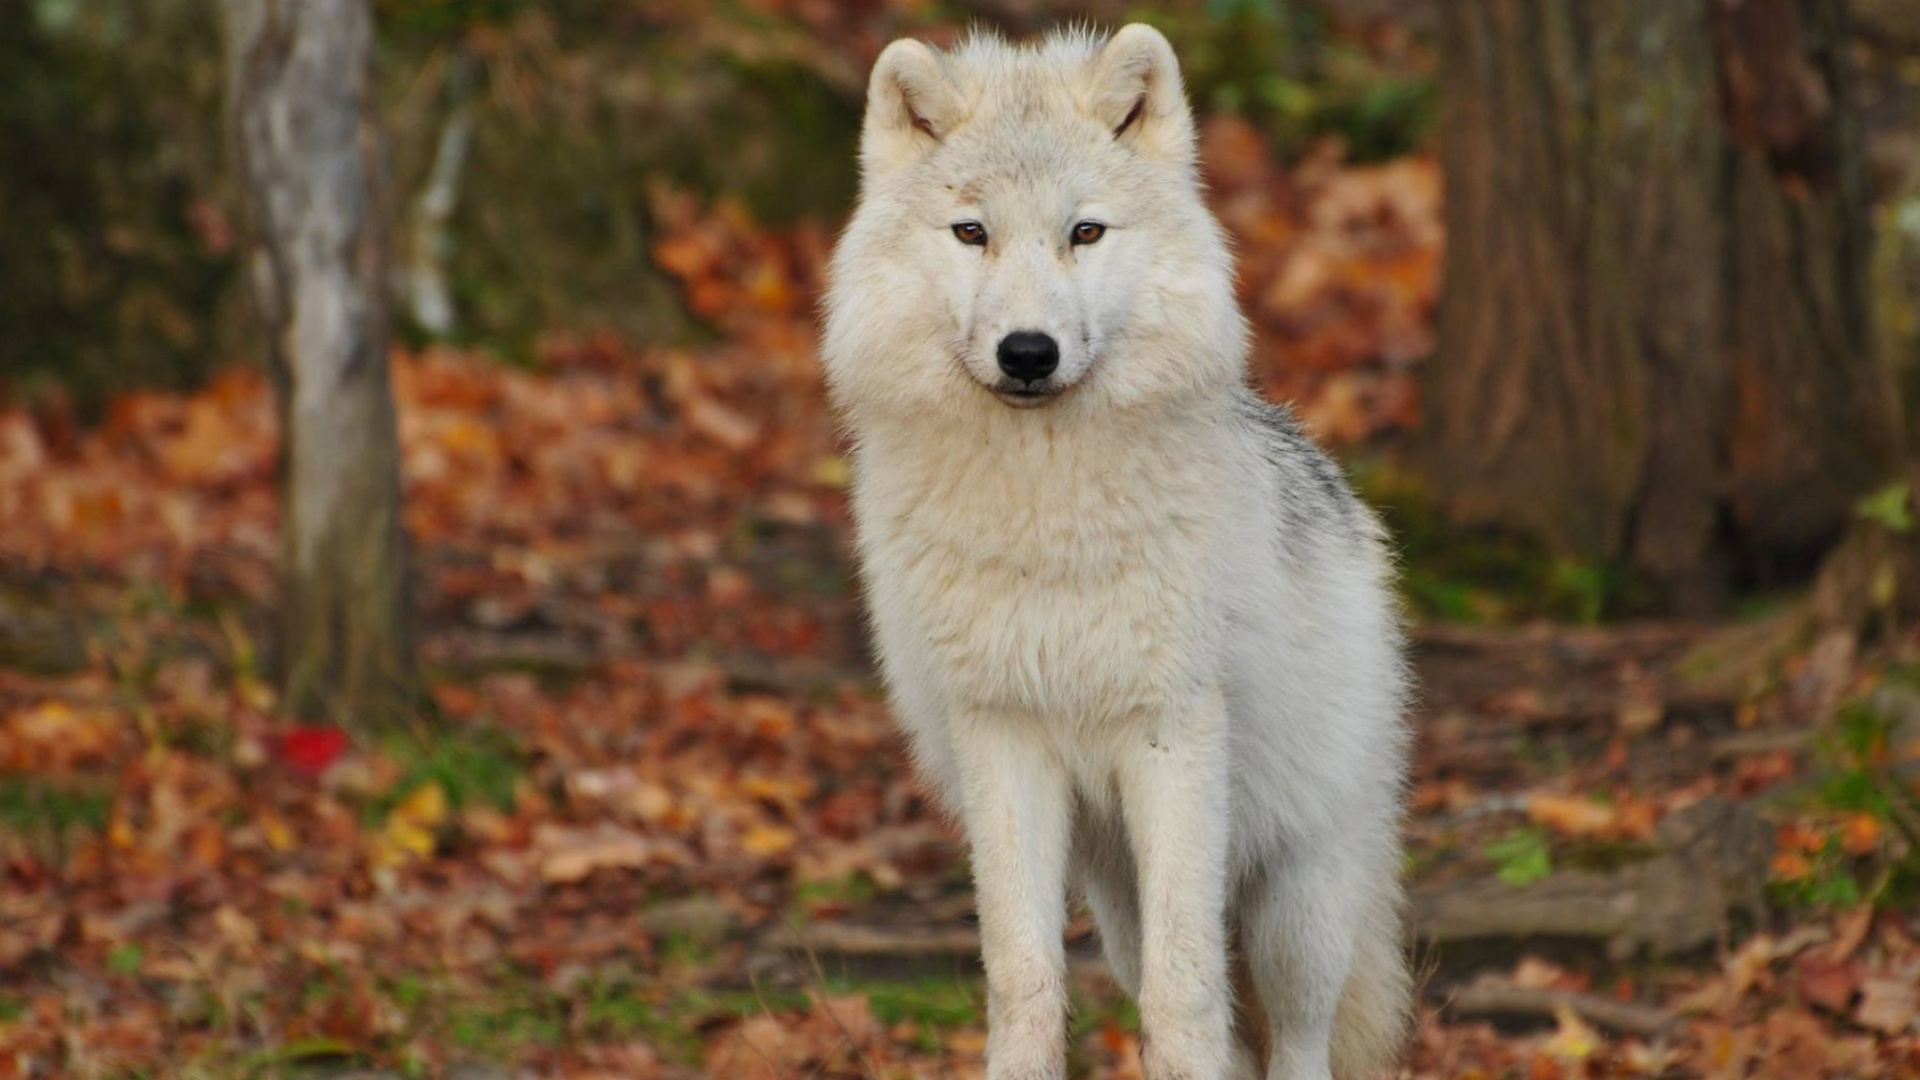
[793,872,880,910]
[107,943,144,976]
[366,724,524,824]
[858,976,982,1029]
[656,930,721,972]
[0,775,112,856]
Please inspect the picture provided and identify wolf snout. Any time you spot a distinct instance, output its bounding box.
[996,331,1060,383]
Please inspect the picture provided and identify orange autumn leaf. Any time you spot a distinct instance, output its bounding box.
[1525,793,1617,838]
[1772,852,1813,882]
[1839,814,1883,856]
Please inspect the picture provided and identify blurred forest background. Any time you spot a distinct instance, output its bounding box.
[4,0,1920,1077]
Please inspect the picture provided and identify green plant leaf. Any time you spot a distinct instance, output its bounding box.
[1486,828,1553,886]
[1856,481,1913,533]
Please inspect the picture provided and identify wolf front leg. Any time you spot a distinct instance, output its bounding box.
[955,714,1073,1080]
[1119,694,1235,1080]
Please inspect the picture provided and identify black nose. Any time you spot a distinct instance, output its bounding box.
[996,331,1060,383]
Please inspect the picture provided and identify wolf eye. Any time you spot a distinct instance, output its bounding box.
[1071,221,1107,246]
[951,221,987,246]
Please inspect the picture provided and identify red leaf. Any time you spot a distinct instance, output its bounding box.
[279,726,349,778]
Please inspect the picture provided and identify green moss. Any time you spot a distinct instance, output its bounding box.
[1351,458,1648,624]
[1559,838,1662,874]
[1131,2,1436,163]
[0,1,238,413]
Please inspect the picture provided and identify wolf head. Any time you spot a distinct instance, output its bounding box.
[823,25,1246,423]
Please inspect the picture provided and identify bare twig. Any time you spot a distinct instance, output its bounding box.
[799,947,887,1080]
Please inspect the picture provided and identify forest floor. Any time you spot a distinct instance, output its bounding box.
[3,118,1919,1080]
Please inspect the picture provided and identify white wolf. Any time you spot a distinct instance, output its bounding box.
[821,24,1410,1080]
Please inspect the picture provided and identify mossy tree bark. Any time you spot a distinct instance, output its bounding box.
[1421,0,1899,611]
[223,0,422,729]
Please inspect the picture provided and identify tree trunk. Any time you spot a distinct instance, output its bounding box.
[223,0,421,727]
[1421,0,1899,610]
[405,47,478,339]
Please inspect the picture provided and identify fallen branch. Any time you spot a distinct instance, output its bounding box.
[1447,977,1676,1037]
[762,922,982,959]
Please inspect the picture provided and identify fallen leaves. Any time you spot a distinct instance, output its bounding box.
[704,994,883,1080]
[1202,116,1440,445]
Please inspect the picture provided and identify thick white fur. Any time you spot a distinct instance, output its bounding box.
[822,25,1411,1080]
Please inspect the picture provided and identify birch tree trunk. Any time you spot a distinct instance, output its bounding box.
[223,0,421,727]
[1420,0,1899,611]
[406,48,477,338]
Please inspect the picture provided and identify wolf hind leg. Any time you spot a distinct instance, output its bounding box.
[1243,844,1406,1080]
[1083,818,1262,1080]
[1079,813,1142,997]
[1228,935,1268,1080]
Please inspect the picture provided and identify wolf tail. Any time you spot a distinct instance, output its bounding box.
[1331,881,1412,1080]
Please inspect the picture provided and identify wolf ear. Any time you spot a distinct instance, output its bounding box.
[862,39,960,177]
[1087,24,1193,159]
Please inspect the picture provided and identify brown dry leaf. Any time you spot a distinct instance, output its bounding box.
[1723,934,1783,1003]
[156,395,259,485]
[1760,1007,1844,1078]
[1615,692,1664,737]
[706,565,753,606]
[737,696,798,738]
[1510,956,1574,991]
[1620,1041,1683,1075]
[683,394,761,451]
[1796,956,1859,1015]
[704,1013,795,1080]
[740,772,813,811]
[1819,904,1875,964]
[535,821,656,883]
[1854,977,1919,1034]
[628,781,674,823]
[739,823,798,857]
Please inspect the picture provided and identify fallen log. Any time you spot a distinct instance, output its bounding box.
[1414,797,1772,959]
